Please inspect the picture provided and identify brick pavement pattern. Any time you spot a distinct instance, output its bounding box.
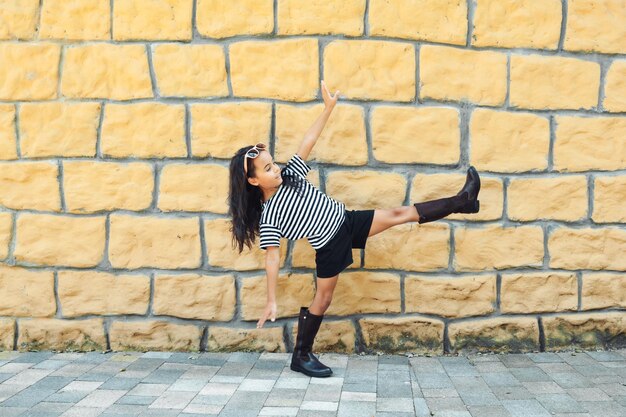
[1,348,625,417]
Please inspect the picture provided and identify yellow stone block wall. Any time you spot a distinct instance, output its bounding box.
[0,0,624,355]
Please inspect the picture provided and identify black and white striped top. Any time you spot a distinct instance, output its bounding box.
[259,154,345,250]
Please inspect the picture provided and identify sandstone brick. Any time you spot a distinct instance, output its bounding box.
[275,103,367,165]
[543,312,625,350]
[40,0,110,40]
[110,320,201,352]
[324,40,415,102]
[101,103,186,158]
[14,213,105,267]
[405,274,496,318]
[0,265,55,317]
[18,318,106,351]
[582,273,626,310]
[19,102,101,158]
[63,161,153,213]
[0,212,11,259]
[454,225,544,271]
[113,0,192,40]
[0,43,60,100]
[449,317,539,353]
[501,272,577,314]
[359,317,444,355]
[152,44,228,98]
[507,176,588,221]
[549,227,626,270]
[604,60,626,112]
[109,214,201,269]
[204,218,287,271]
[58,271,150,317]
[0,0,39,39]
[325,271,401,316]
[469,108,550,173]
[593,175,626,223]
[0,319,14,350]
[0,104,17,160]
[153,274,235,321]
[411,172,504,222]
[325,170,406,210]
[230,38,318,102]
[291,320,356,353]
[369,0,466,45]
[365,223,450,271]
[241,273,315,321]
[472,0,561,49]
[510,55,600,110]
[190,102,272,159]
[0,161,60,211]
[292,239,360,270]
[158,163,228,213]
[554,116,626,172]
[278,0,364,36]
[419,45,507,106]
[371,106,460,165]
[564,0,626,54]
[61,44,152,100]
[207,326,284,353]
[196,0,273,38]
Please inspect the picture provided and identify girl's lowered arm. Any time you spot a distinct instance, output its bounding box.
[296,80,340,161]
[257,246,280,328]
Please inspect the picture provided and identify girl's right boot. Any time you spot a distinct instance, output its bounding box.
[290,307,332,378]
[414,166,481,224]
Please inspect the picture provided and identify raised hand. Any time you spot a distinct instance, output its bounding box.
[321,80,340,110]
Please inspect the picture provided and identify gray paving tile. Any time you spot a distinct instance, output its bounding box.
[0,407,29,417]
[510,367,552,382]
[31,376,74,391]
[578,400,626,417]
[337,399,376,416]
[0,387,57,407]
[585,351,625,362]
[535,393,582,413]
[526,353,564,363]
[466,405,512,417]
[99,377,142,390]
[8,352,56,364]
[550,372,594,389]
[115,394,156,406]
[501,399,551,417]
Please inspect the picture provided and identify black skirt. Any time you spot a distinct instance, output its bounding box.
[314,209,375,278]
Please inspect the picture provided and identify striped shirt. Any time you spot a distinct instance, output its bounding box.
[259,154,345,250]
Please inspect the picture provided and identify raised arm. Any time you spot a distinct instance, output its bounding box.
[296,80,340,161]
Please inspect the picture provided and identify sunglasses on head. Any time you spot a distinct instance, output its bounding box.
[243,143,267,176]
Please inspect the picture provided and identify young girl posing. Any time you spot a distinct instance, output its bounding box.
[228,81,481,378]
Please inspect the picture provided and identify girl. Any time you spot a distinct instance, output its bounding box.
[228,80,481,378]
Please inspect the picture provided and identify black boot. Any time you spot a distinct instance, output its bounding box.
[290,307,332,378]
[414,166,481,224]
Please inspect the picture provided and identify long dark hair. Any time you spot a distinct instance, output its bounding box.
[228,146,306,253]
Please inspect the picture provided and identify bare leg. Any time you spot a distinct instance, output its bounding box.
[367,206,420,238]
[308,274,339,315]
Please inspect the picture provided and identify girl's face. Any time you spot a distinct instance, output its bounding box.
[246,150,283,189]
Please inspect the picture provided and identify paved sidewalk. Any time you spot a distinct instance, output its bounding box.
[0,348,625,417]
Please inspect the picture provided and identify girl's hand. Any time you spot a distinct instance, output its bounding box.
[321,80,339,110]
[256,301,277,328]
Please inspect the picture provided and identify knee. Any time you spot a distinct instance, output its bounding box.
[391,207,406,220]
[315,291,333,308]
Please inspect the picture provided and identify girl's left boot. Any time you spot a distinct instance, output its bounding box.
[414,166,481,224]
